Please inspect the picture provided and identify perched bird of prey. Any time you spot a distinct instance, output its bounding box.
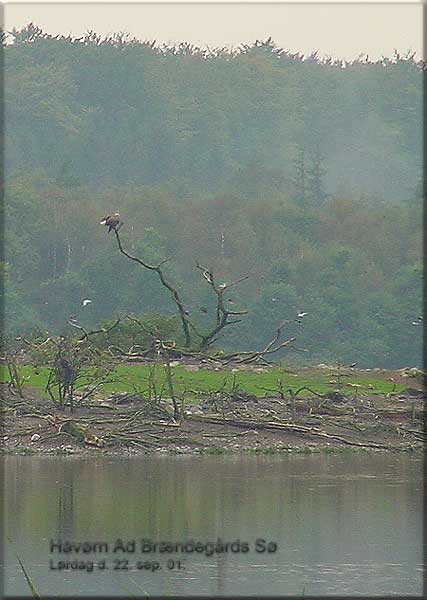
[100,212,120,233]
[82,299,92,306]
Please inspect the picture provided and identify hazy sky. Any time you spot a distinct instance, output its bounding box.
[3,1,423,60]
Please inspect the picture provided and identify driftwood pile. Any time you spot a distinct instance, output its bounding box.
[1,380,425,453]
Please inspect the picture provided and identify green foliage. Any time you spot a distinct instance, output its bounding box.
[3,28,423,368]
[1,363,404,399]
[92,315,181,351]
[4,28,422,201]
[4,172,422,367]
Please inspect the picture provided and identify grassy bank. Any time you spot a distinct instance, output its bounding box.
[0,363,404,400]
[1,363,423,455]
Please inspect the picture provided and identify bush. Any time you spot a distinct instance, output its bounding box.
[92,314,181,352]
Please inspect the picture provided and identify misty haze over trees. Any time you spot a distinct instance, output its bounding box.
[3,24,423,368]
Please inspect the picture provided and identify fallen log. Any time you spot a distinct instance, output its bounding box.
[186,414,397,450]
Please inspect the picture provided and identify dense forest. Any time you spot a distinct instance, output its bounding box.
[3,24,423,368]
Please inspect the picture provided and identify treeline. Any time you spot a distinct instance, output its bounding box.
[3,25,423,367]
[5,171,422,368]
[4,24,423,202]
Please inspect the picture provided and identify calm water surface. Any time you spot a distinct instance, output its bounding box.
[3,453,423,596]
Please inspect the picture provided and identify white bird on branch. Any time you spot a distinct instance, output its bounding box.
[82,299,92,306]
[295,311,308,324]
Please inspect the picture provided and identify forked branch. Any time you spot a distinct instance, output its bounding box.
[196,262,248,351]
[114,230,192,347]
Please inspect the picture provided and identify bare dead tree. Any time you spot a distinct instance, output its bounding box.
[164,359,179,420]
[3,347,30,398]
[195,263,249,351]
[106,229,300,364]
[220,320,296,364]
[25,318,121,412]
[67,316,121,343]
[113,230,192,347]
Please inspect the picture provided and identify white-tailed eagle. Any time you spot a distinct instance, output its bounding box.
[100,212,120,233]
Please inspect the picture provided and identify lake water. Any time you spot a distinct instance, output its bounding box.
[3,453,423,596]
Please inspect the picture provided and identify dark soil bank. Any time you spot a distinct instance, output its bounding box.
[1,368,425,455]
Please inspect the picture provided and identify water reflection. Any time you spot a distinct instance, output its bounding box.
[3,453,423,596]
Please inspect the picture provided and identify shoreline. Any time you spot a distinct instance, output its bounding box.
[2,366,424,456]
[2,444,423,457]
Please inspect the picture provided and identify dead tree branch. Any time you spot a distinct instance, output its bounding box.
[114,230,192,347]
[196,262,249,352]
[186,414,393,449]
[222,320,296,364]
[68,316,121,342]
[104,231,300,363]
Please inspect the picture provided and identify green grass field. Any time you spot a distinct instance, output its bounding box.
[1,363,404,399]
